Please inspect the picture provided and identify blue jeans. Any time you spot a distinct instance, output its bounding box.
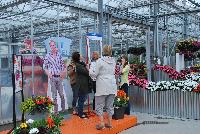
[121,83,130,115]
[77,94,87,116]
[72,87,87,116]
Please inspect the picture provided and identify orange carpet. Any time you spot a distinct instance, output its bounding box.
[0,115,137,134]
[61,115,137,134]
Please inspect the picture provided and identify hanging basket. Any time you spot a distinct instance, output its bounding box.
[112,107,125,120]
[127,47,146,55]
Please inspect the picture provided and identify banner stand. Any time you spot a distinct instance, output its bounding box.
[86,33,102,117]
[8,54,24,134]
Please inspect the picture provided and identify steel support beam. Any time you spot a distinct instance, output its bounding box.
[154,8,200,17]
[0,0,29,10]
[146,27,151,81]
[153,0,160,82]
[78,9,82,54]
[153,0,159,57]
[98,0,103,36]
[188,0,200,7]
[0,5,52,19]
[130,0,174,9]
[183,14,188,39]
[107,14,112,45]
[30,0,35,94]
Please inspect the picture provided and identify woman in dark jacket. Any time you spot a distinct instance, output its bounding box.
[68,51,90,119]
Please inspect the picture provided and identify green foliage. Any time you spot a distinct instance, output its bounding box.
[20,96,54,114]
[12,127,22,134]
[20,98,35,113]
[113,96,128,108]
[129,56,140,64]
[51,114,64,127]
[30,119,47,128]
[113,90,129,108]
[49,126,62,134]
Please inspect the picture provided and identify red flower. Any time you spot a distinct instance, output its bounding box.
[36,100,43,105]
[47,117,55,128]
[117,90,126,97]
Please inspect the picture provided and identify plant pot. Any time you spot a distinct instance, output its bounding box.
[26,112,49,121]
[112,107,125,120]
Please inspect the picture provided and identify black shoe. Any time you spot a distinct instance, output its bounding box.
[125,112,130,115]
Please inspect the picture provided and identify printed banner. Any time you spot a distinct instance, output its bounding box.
[44,37,71,56]
[14,55,22,92]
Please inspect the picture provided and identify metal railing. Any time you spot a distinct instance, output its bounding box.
[130,85,200,120]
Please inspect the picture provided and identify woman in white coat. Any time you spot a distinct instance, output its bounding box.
[89,45,117,130]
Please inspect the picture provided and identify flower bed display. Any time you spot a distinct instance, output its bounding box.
[128,72,200,93]
[147,79,200,94]
[154,64,200,80]
[13,114,64,134]
[128,74,148,89]
[147,80,198,92]
[153,64,186,80]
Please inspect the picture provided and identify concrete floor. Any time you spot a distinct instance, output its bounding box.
[120,112,200,134]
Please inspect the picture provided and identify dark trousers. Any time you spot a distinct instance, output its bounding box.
[72,88,79,109]
[92,81,96,110]
[72,88,87,116]
[77,95,87,116]
[121,83,130,115]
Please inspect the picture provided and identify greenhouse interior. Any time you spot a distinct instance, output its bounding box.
[0,0,200,134]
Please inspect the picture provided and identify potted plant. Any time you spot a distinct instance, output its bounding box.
[20,96,54,120]
[113,90,129,120]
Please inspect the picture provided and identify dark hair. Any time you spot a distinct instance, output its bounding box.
[72,51,80,63]
[121,55,128,68]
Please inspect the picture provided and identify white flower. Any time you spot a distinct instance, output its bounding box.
[26,119,34,124]
[29,128,39,134]
[117,98,120,102]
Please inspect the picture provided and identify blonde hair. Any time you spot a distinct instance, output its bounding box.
[93,51,99,58]
[103,45,112,56]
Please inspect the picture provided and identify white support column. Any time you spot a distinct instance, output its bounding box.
[180,54,185,70]
[176,53,180,72]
